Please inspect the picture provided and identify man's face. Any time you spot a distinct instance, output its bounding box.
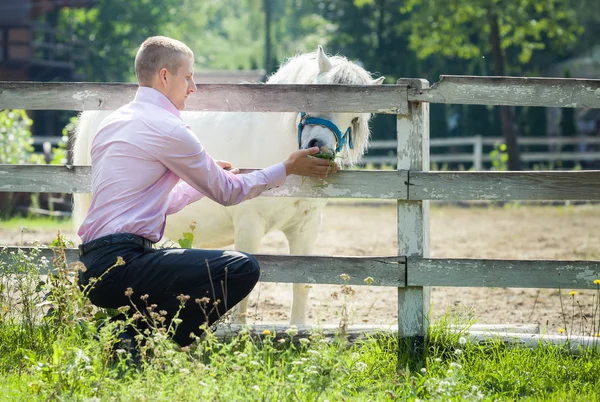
[164,58,196,110]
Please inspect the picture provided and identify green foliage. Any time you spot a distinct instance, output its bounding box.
[0,109,70,166]
[401,0,583,70]
[0,110,34,164]
[57,0,187,82]
[489,142,509,171]
[177,222,196,249]
[55,0,334,81]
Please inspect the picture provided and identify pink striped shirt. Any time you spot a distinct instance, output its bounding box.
[78,87,286,243]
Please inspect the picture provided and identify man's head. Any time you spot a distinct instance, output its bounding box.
[135,36,196,110]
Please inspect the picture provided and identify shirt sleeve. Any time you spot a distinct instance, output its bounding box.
[147,123,287,210]
[165,181,205,215]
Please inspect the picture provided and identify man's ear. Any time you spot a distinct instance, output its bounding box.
[159,68,168,87]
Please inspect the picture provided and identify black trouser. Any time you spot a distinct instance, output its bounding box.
[78,236,259,347]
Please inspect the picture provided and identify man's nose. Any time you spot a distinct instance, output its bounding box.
[188,80,197,93]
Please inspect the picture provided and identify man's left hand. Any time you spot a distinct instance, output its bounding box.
[216,160,240,175]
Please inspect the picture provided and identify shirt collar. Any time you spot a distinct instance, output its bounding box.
[134,86,181,118]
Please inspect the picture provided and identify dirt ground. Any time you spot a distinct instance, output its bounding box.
[2,202,600,335]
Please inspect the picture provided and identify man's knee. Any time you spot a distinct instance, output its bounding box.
[239,252,260,284]
[218,251,260,292]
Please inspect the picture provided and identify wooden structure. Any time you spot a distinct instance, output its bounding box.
[365,135,600,170]
[0,0,91,81]
[2,76,600,351]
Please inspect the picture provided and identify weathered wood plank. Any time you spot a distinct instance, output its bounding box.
[409,258,600,289]
[213,324,393,345]
[409,171,600,201]
[0,247,405,287]
[212,324,540,343]
[3,77,599,112]
[0,165,408,199]
[396,78,431,341]
[410,75,600,108]
[0,165,90,193]
[0,82,409,114]
[466,332,600,354]
[257,170,408,199]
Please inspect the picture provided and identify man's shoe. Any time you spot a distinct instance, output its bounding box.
[111,331,142,369]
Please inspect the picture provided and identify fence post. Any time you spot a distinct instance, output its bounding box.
[396,78,431,362]
[474,134,483,171]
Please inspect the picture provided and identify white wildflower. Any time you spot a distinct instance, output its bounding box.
[285,326,298,336]
[354,362,368,372]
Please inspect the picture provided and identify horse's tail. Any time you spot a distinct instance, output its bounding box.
[71,110,111,236]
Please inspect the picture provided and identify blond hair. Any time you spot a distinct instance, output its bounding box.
[134,36,194,85]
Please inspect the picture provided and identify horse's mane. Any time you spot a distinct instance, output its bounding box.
[267,51,375,165]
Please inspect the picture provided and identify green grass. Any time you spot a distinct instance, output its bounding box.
[2,239,600,401]
[2,318,600,401]
[0,216,72,231]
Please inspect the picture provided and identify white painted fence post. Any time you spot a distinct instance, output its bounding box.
[474,134,483,171]
[396,78,430,358]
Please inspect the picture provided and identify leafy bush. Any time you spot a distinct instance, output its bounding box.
[0,110,34,164]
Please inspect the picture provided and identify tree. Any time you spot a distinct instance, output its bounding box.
[400,0,583,170]
[57,0,185,82]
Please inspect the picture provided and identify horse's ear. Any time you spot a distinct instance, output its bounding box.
[372,77,385,85]
[317,45,333,73]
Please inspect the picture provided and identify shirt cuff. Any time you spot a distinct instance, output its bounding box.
[262,162,287,189]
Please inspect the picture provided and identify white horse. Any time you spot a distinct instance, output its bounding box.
[72,46,384,325]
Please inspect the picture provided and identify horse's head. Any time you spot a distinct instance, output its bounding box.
[267,46,384,166]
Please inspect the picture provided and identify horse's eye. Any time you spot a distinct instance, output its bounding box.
[352,117,359,124]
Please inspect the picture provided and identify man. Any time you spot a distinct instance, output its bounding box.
[77,36,337,349]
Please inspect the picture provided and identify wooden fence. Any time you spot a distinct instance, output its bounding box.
[365,135,600,170]
[2,76,600,349]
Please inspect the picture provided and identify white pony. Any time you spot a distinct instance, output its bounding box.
[72,46,384,324]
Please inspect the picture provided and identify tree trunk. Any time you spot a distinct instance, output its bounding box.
[376,0,385,52]
[489,12,522,170]
[0,193,16,219]
[264,0,273,74]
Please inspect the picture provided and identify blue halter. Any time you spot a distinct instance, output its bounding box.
[297,112,353,154]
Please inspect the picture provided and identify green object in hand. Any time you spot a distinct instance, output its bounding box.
[313,152,335,161]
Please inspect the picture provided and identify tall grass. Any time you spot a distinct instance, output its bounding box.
[1,238,600,401]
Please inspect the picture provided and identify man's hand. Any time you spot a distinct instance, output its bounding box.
[216,160,240,175]
[283,147,340,179]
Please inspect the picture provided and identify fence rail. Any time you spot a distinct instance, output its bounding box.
[3,165,600,201]
[2,75,600,112]
[2,76,600,348]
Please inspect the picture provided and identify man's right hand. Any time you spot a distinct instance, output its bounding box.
[283,147,340,179]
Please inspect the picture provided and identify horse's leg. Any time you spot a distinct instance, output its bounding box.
[231,214,266,325]
[283,211,323,326]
